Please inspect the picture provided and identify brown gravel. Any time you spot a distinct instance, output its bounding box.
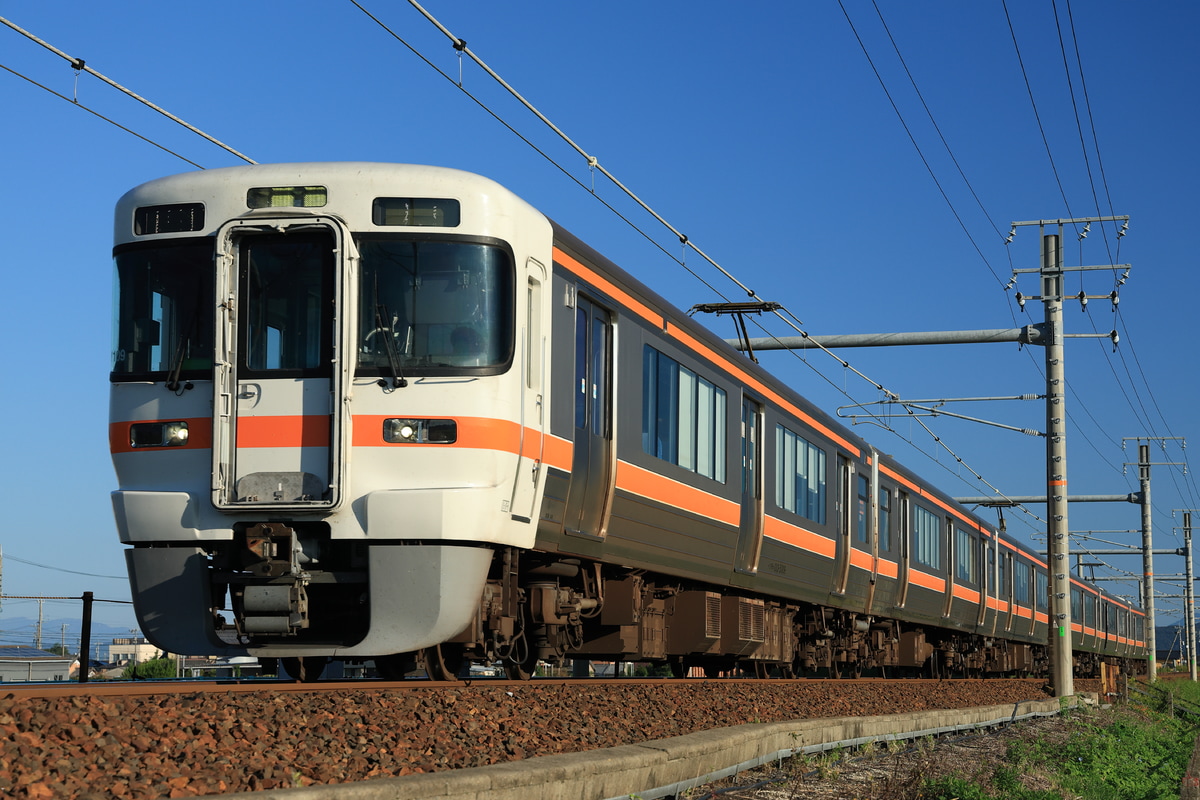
[0,679,1056,799]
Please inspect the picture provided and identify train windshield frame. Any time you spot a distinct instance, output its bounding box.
[355,234,515,378]
[111,238,215,381]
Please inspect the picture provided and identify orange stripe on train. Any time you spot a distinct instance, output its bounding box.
[616,461,740,527]
[764,516,837,560]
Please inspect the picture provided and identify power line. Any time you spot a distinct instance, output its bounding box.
[837,0,1005,288]
[3,554,126,581]
[1001,0,1074,218]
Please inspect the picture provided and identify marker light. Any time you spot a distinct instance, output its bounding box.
[383,418,457,444]
[130,421,189,448]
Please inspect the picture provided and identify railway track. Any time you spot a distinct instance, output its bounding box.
[3,673,1052,699]
[1,677,1060,798]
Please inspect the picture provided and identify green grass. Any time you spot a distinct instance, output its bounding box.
[919,680,1199,800]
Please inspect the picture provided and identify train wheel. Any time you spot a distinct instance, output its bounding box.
[422,643,466,681]
[668,657,687,679]
[503,651,538,680]
[828,655,842,679]
[280,656,326,682]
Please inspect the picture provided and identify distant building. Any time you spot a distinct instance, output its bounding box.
[108,636,162,664]
[0,646,76,682]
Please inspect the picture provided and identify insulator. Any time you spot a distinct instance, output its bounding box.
[1077,290,1088,310]
[1015,291,1025,309]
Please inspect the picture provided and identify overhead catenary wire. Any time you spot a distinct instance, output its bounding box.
[394,0,756,301]
[1,8,1190,590]
[0,15,255,166]
[844,1,1153,507]
[351,0,1052,525]
[357,3,1089,526]
[3,6,1172,529]
[0,61,204,169]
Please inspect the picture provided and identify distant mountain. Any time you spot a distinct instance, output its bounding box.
[0,615,139,653]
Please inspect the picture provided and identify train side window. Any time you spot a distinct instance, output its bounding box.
[987,546,995,591]
[1014,560,1031,605]
[913,505,940,570]
[526,275,542,390]
[955,528,977,584]
[774,425,827,525]
[574,307,589,428]
[878,488,892,552]
[641,345,726,482]
[855,475,870,544]
[1035,570,1048,611]
[1070,587,1083,621]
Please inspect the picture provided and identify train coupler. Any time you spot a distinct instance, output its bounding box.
[232,522,313,637]
[240,583,311,635]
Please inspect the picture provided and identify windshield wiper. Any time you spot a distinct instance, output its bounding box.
[374,304,408,389]
[164,333,193,393]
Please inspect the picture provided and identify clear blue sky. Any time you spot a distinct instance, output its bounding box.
[1,2,1196,642]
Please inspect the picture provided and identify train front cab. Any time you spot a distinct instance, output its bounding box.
[110,164,552,661]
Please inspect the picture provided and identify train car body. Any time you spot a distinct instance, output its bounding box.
[109,163,1146,679]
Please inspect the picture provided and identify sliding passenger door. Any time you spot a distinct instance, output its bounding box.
[733,399,764,574]
[563,296,614,537]
[832,455,853,594]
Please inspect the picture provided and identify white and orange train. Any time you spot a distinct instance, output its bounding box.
[109,163,1146,680]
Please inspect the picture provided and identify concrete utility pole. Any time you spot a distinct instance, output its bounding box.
[1185,511,1196,681]
[1138,444,1156,681]
[1039,232,1074,698]
[1119,439,1185,681]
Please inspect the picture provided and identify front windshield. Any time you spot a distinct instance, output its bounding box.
[357,237,513,376]
[111,240,214,379]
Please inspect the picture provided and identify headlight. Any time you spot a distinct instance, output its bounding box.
[383,418,457,444]
[130,421,189,448]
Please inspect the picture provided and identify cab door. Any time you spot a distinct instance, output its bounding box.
[212,218,352,510]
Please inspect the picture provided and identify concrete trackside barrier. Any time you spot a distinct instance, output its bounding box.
[244,695,1096,800]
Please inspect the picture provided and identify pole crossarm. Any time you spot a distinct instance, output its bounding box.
[1036,549,1185,556]
[728,326,1045,352]
[955,494,1142,505]
[1011,215,1130,227]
